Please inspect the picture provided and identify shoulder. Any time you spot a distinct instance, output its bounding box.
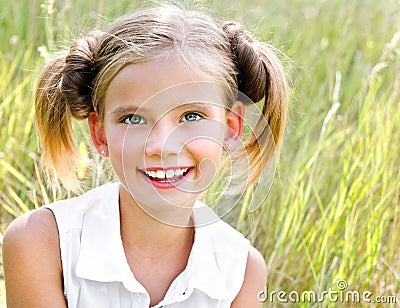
[2,208,67,306]
[231,246,266,308]
[3,207,60,253]
[45,182,120,230]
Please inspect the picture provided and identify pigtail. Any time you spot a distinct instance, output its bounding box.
[35,51,78,192]
[222,22,289,186]
[35,31,102,192]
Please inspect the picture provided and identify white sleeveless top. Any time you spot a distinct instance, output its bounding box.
[45,182,250,308]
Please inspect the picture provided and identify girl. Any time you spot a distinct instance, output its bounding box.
[2,5,288,308]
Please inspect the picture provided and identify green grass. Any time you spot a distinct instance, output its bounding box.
[1,0,399,307]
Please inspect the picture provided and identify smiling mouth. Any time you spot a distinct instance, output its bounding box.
[140,167,192,183]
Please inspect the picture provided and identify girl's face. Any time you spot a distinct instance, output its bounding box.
[89,56,243,221]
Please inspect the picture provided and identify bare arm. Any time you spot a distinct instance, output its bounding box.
[231,246,267,308]
[2,208,67,307]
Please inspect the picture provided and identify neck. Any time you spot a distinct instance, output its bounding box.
[119,186,195,259]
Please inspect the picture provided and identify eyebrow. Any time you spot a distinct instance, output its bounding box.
[177,102,222,114]
[109,101,223,118]
[109,105,142,118]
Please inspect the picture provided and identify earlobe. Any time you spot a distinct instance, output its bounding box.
[224,101,244,151]
[88,112,108,157]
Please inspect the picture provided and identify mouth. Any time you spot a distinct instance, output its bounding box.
[138,167,193,188]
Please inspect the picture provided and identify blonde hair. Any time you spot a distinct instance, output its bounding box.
[35,5,288,191]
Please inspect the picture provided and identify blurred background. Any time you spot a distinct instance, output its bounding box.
[0,0,399,306]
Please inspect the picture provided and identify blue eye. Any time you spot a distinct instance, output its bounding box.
[181,112,204,122]
[122,115,146,125]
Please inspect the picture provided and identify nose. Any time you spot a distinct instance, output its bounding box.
[144,120,181,158]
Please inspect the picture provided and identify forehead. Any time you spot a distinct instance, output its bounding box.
[104,57,226,117]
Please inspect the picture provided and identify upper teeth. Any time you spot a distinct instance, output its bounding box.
[145,168,188,179]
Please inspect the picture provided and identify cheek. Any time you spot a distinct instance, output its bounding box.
[182,118,225,164]
[183,139,222,193]
[105,126,148,174]
[105,127,124,165]
[187,138,223,165]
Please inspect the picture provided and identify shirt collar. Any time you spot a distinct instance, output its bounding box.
[186,204,230,300]
[75,182,230,300]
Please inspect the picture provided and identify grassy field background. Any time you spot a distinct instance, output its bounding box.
[0,0,399,306]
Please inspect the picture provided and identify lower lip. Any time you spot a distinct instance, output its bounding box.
[138,168,193,189]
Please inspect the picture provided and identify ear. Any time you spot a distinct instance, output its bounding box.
[88,112,109,157]
[224,101,244,151]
